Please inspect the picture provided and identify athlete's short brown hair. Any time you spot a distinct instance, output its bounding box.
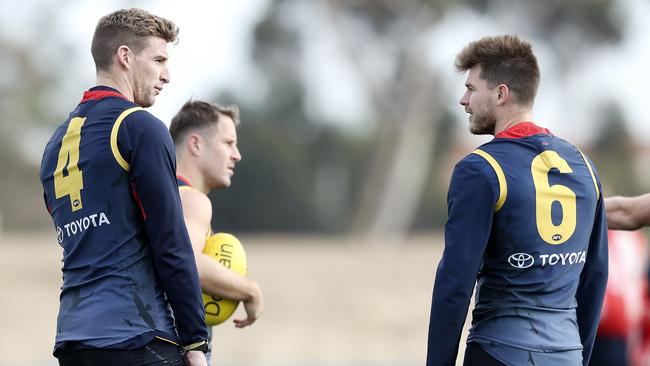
[169,100,240,148]
[91,8,178,72]
[455,35,540,106]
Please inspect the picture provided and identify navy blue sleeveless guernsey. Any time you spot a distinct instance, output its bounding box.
[39,86,208,355]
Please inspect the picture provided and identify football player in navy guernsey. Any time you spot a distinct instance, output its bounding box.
[426,35,608,366]
[39,9,208,366]
[170,100,264,365]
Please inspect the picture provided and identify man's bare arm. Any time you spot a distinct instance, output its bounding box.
[180,188,263,326]
[604,193,650,230]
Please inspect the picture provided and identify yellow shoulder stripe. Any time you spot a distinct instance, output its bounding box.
[179,185,194,192]
[578,149,600,199]
[110,106,144,171]
[472,149,507,212]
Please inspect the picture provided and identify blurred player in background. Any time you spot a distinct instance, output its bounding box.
[426,35,608,366]
[590,230,648,366]
[170,100,264,364]
[588,194,650,366]
[39,8,208,366]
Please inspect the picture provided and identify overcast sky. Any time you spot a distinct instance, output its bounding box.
[423,0,650,146]
[0,0,269,122]
[2,0,650,150]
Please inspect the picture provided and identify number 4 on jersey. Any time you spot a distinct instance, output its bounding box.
[54,117,85,212]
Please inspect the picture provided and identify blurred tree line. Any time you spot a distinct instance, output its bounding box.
[211,0,628,236]
[0,2,71,231]
[1,0,645,237]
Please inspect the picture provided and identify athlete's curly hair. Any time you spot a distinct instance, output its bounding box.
[91,8,178,72]
[455,35,540,106]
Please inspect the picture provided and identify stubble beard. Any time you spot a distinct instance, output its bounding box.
[134,93,155,108]
[208,172,231,190]
[469,111,497,135]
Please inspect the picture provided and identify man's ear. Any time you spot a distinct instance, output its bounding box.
[187,133,202,157]
[116,45,131,70]
[496,84,510,106]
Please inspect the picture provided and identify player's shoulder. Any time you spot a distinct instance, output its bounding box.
[179,187,213,225]
[543,135,596,168]
[546,134,578,150]
[122,107,165,129]
[455,142,501,170]
[179,187,212,214]
[452,142,511,189]
[116,106,170,143]
[85,97,164,132]
[477,136,525,153]
[87,95,139,117]
[451,151,497,187]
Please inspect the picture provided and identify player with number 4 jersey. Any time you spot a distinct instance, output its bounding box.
[426,35,607,366]
[39,8,207,366]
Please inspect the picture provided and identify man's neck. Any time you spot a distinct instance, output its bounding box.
[176,163,209,195]
[96,72,134,102]
[494,109,534,135]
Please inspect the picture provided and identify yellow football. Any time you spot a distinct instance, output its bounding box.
[202,232,248,326]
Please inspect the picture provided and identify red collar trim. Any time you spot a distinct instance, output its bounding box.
[495,122,551,139]
[176,175,192,187]
[79,90,127,104]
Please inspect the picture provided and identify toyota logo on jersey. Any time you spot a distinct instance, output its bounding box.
[508,253,534,269]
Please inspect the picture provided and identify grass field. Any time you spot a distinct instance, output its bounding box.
[0,232,471,366]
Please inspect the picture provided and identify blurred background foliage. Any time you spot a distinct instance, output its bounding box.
[1,0,647,237]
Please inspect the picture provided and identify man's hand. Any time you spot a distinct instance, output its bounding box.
[234,280,263,328]
[184,350,208,366]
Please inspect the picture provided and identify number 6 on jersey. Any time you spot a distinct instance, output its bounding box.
[531,150,577,245]
[53,117,86,212]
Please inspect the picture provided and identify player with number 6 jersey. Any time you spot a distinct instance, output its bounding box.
[426,35,607,366]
